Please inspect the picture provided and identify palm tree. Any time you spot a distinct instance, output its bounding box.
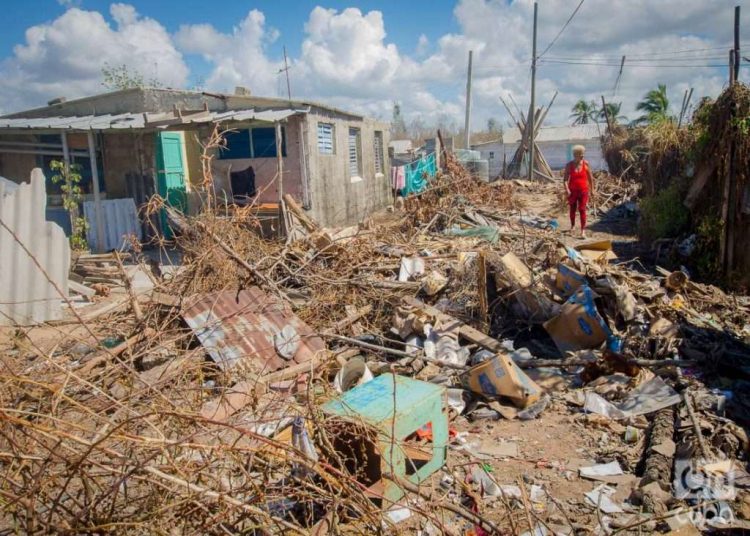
[635,84,671,124]
[570,99,597,125]
[599,102,628,125]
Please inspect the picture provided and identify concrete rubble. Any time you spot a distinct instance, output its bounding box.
[0,149,749,535]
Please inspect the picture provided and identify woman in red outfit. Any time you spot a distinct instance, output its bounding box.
[563,145,595,238]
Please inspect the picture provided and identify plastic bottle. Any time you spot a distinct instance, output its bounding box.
[422,324,437,359]
[291,417,318,477]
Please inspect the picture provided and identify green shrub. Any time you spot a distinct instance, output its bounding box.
[692,216,723,281]
[638,180,689,242]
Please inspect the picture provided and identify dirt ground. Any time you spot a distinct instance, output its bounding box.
[0,182,702,534]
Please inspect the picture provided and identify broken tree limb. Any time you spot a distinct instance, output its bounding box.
[76,328,156,377]
[283,193,320,233]
[322,305,373,334]
[167,206,290,303]
[640,407,675,513]
[321,333,467,370]
[113,251,143,322]
[143,466,306,535]
[517,358,696,369]
[684,389,712,460]
[383,472,504,535]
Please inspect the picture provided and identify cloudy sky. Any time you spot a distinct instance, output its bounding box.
[0,0,747,130]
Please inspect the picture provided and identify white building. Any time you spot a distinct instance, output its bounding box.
[473,124,607,180]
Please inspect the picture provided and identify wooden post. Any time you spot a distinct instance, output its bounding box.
[283,45,292,101]
[734,6,741,83]
[601,95,613,133]
[87,131,105,252]
[60,131,71,171]
[527,2,538,181]
[275,121,286,238]
[464,50,473,149]
[730,49,736,84]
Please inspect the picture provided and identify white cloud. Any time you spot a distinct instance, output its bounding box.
[175,10,280,96]
[298,7,401,96]
[443,0,740,127]
[0,4,188,112]
[0,0,743,132]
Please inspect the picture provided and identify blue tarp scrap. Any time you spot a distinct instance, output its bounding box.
[400,153,437,196]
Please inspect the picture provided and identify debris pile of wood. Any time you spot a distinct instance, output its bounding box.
[1,149,749,534]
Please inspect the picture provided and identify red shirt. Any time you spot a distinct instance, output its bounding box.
[567,159,589,191]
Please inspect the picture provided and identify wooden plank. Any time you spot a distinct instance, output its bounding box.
[68,279,96,298]
[403,296,506,354]
[76,327,156,377]
[283,193,320,233]
[477,250,489,330]
[684,161,717,209]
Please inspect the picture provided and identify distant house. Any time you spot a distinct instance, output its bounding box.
[0,88,391,249]
[473,124,606,179]
[388,139,413,157]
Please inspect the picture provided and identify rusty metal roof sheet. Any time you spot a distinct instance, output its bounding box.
[183,288,326,374]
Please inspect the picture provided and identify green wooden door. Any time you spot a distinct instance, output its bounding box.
[156,132,187,239]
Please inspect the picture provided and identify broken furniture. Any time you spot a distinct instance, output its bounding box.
[321,373,448,506]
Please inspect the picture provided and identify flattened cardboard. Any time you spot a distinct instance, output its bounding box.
[576,240,618,262]
[460,353,542,408]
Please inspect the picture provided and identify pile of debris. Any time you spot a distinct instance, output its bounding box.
[1,151,749,534]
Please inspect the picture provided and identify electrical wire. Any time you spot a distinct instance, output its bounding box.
[539,59,726,68]
[543,55,727,62]
[537,0,586,59]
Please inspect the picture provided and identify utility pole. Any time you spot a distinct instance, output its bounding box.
[734,6,741,83]
[464,50,473,149]
[279,45,292,101]
[724,5,741,274]
[527,2,538,181]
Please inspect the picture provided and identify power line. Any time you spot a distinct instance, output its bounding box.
[544,54,727,62]
[544,43,750,61]
[539,59,727,68]
[537,0,585,59]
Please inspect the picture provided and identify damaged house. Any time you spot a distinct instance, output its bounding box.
[0,88,391,250]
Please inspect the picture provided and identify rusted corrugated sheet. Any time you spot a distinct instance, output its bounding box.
[0,169,70,325]
[183,288,326,374]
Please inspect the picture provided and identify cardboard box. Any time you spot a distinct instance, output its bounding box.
[544,285,612,353]
[555,263,588,297]
[460,353,542,408]
[576,240,618,263]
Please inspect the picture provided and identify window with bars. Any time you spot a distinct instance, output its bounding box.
[348,127,362,178]
[317,122,335,154]
[374,131,384,174]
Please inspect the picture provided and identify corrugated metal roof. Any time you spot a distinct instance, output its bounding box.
[0,168,69,326]
[503,124,604,144]
[0,108,307,132]
[182,288,326,374]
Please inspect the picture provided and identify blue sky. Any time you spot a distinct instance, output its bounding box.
[1,0,460,89]
[0,0,745,128]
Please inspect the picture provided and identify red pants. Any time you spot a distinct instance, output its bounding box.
[568,189,589,229]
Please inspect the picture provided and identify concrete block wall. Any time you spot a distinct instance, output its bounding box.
[304,112,392,227]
